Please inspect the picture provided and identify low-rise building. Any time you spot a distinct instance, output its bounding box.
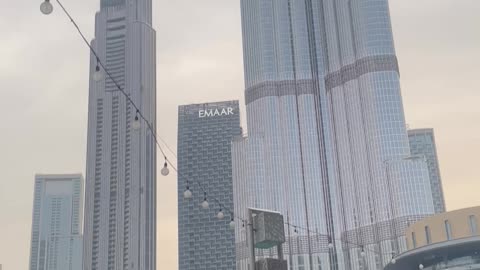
[384,206,480,270]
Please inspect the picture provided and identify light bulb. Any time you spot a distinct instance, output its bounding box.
[132,116,141,130]
[40,0,53,15]
[328,242,334,249]
[217,210,224,220]
[391,258,396,264]
[93,67,103,82]
[360,251,366,257]
[161,162,169,176]
[184,188,192,199]
[229,219,235,230]
[201,199,209,209]
[419,264,424,269]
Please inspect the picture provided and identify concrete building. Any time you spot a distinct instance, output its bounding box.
[234,0,435,269]
[82,0,157,269]
[28,174,84,270]
[408,128,446,213]
[177,101,241,270]
[384,206,480,269]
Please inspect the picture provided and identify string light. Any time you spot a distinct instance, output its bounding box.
[40,0,53,15]
[360,246,366,257]
[327,236,333,249]
[217,209,224,220]
[132,111,141,131]
[93,58,103,82]
[161,160,169,176]
[201,193,209,209]
[183,186,192,199]
[229,218,235,230]
[419,264,424,269]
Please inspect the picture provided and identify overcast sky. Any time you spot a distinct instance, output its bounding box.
[0,0,479,269]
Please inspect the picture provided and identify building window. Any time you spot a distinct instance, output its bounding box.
[469,215,478,235]
[317,256,322,270]
[298,255,305,270]
[412,232,417,248]
[445,220,453,240]
[425,226,432,244]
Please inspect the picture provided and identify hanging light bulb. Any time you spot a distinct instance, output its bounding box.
[93,58,103,82]
[201,193,209,209]
[40,0,53,15]
[132,113,141,130]
[184,186,192,199]
[93,64,103,82]
[327,236,333,249]
[391,258,396,264]
[217,209,224,220]
[360,247,366,257]
[161,161,169,176]
[229,218,235,230]
[419,264,424,270]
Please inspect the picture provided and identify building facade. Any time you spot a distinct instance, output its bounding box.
[177,101,241,270]
[82,0,157,269]
[234,1,435,270]
[385,206,480,270]
[408,128,446,213]
[28,174,84,270]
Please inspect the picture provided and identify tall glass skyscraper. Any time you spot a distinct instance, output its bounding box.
[177,101,241,270]
[29,174,84,270]
[408,128,446,213]
[82,0,157,270]
[234,1,435,270]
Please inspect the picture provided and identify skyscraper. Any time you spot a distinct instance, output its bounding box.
[177,101,241,270]
[82,0,157,269]
[234,1,435,270]
[28,174,84,270]
[408,128,446,213]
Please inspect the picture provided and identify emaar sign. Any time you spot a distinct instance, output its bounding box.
[199,107,234,118]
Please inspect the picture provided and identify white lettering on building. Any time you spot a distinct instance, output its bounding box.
[198,108,235,118]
